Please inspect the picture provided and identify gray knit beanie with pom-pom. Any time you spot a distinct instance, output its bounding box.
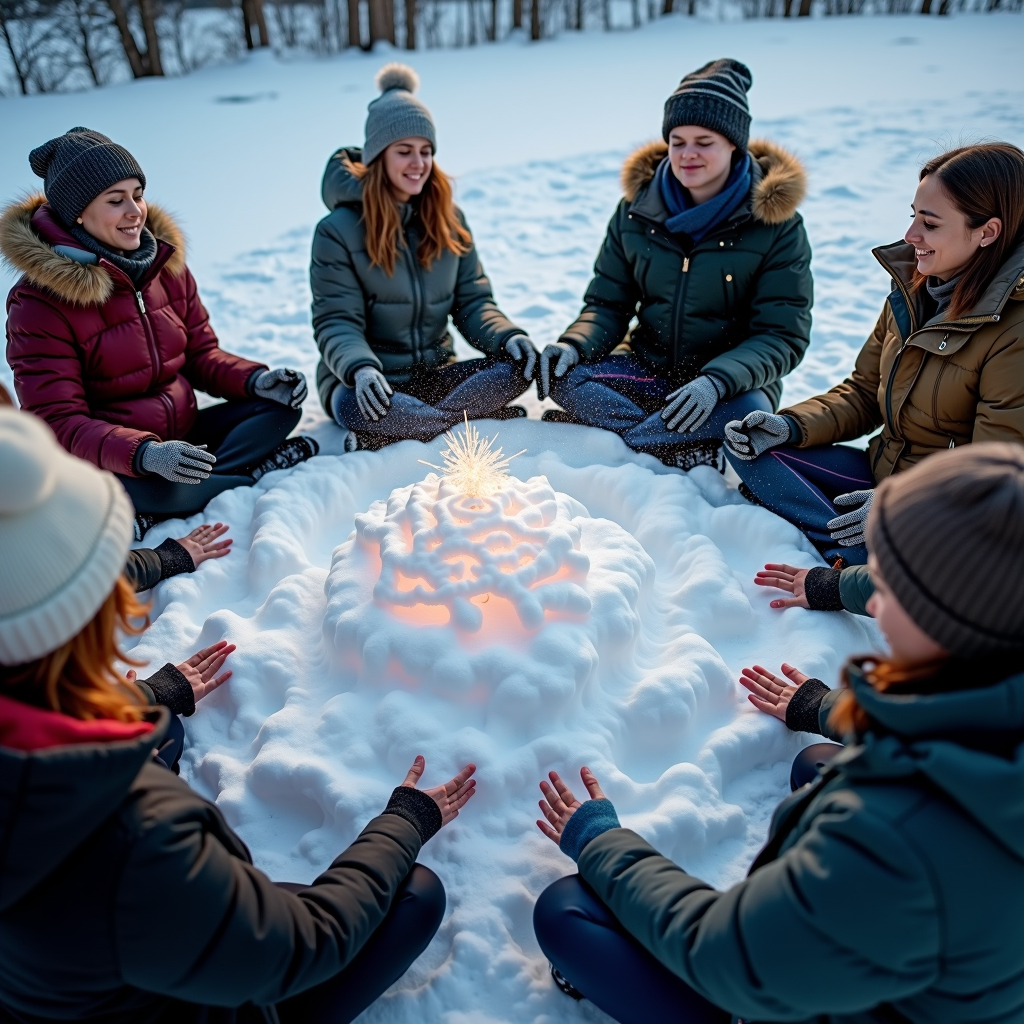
[362,64,436,166]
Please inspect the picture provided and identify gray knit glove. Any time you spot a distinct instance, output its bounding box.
[724,411,792,461]
[354,366,393,421]
[827,489,874,547]
[140,440,216,484]
[504,335,539,380]
[662,375,722,433]
[253,368,307,409]
[538,342,579,400]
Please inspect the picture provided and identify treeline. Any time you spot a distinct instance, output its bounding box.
[0,0,1019,95]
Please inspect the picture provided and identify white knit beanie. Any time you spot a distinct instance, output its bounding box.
[0,409,134,665]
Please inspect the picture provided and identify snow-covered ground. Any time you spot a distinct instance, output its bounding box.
[2,15,1024,1023]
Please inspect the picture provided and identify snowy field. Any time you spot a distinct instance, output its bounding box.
[2,15,1024,1023]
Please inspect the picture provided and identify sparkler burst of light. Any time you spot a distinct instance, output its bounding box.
[419,412,525,497]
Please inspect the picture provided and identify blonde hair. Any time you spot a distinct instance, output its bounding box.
[2,576,149,722]
[344,153,471,276]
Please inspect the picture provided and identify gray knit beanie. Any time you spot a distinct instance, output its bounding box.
[662,58,753,152]
[866,442,1024,658]
[362,64,436,167]
[28,127,146,228]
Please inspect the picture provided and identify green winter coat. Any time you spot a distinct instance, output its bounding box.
[578,663,1024,1024]
[560,140,813,408]
[311,148,525,410]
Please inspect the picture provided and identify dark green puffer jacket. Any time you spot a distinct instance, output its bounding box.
[578,664,1024,1023]
[311,148,525,410]
[560,140,813,408]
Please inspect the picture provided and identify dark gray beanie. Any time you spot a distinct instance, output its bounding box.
[866,442,1024,658]
[29,128,145,227]
[662,59,753,152]
[362,64,437,167]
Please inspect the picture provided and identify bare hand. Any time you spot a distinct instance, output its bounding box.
[175,522,232,568]
[536,767,605,844]
[754,563,810,610]
[177,640,235,702]
[739,663,810,722]
[401,755,477,827]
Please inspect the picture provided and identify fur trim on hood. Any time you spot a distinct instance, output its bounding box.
[0,194,186,307]
[621,138,806,225]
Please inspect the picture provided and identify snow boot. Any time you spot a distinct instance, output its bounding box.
[133,512,158,542]
[550,964,584,1001]
[250,436,319,481]
[663,441,723,473]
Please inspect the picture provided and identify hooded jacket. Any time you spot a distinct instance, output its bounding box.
[559,140,813,409]
[311,148,525,410]
[782,239,1024,481]
[0,696,426,1023]
[2,197,265,477]
[576,663,1024,1023]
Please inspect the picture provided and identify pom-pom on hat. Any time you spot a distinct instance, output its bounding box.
[662,58,753,152]
[866,442,1024,659]
[28,127,146,228]
[362,63,437,167]
[0,409,134,665]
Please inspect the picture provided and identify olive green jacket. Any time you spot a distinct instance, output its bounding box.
[783,239,1024,481]
[579,664,1024,1023]
[560,140,813,408]
[311,148,525,409]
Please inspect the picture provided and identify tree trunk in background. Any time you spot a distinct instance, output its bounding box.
[512,0,522,27]
[242,0,270,47]
[529,0,539,37]
[488,0,497,38]
[574,0,582,26]
[347,0,362,46]
[797,0,812,14]
[919,0,932,11]
[0,10,30,94]
[137,0,164,74]
[368,0,395,43]
[104,0,146,75]
[405,0,416,46]
[662,0,674,12]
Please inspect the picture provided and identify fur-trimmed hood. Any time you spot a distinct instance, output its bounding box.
[621,138,806,226]
[0,194,186,307]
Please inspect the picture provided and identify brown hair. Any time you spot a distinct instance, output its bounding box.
[914,143,1024,320]
[1,577,149,722]
[343,153,471,276]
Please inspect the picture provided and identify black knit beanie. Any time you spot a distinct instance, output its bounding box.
[662,59,753,152]
[866,442,1024,658]
[28,128,146,227]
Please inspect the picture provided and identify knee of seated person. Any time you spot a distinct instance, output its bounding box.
[533,875,586,944]
[403,865,446,932]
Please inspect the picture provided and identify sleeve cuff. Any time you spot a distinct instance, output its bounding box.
[785,678,830,735]
[781,415,802,446]
[141,663,196,717]
[704,373,728,400]
[246,367,265,396]
[383,786,443,845]
[154,538,196,580]
[804,567,844,611]
[559,798,621,863]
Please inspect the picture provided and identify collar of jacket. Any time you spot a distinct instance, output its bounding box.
[623,137,807,235]
[873,236,1024,356]
[0,194,185,308]
[0,697,169,911]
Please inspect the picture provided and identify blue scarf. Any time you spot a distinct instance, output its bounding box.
[657,153,752,243]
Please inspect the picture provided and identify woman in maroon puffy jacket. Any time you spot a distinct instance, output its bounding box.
[3,128,316,536]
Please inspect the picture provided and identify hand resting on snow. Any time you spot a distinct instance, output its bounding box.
[128,639,236,705]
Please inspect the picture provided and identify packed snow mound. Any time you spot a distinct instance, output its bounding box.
[129,421,881,1023]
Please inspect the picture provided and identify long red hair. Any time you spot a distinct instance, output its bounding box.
[343,152,471,276]
[1,577,149,722]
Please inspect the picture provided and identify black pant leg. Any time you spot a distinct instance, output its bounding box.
[790,742,844,791]
[118,470,255,517]
[187,399,301,475]
[154,714,186,774]
[275,865,445,1024]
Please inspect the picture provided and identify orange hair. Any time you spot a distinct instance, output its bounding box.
[826,658,943,738]
[344,153,471,276]
[2,576,149,722]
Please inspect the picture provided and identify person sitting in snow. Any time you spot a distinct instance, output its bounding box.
[311,63,538,450]
[0,406,476,1024]
[540,58,812,471]
[2,128,316,541]
[531,441,1024,1024]
[724,141,1024,568]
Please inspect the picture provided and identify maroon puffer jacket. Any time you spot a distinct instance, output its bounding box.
[2,197,265,476]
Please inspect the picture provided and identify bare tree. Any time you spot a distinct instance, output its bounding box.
[0,0,62,93]
[404,0,415,45]
[104,0,161,75]
[368,0,394,42]
[241,0,269,46]
[529,0,539,36]
[58,0,118,85]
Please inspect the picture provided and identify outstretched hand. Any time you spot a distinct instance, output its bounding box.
[536,767,605,844]
[175,522,232,568]
[739,662,810,722]
[402,755,477,827]
[127,640,236,704]
[755,563,810,609]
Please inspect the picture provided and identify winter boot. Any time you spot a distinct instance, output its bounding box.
[249,436,319,481]
[133,512,158,542]
[549,964,584,1001]
[662,441,723,473]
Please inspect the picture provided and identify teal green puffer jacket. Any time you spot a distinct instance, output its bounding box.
[311,148,525,410]
[578,663,1024,1023]
[560,139,813,408]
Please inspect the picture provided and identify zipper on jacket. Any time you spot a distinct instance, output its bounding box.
[135,288,161,392]
[135,290,146,314]
[671,254,692,365]
[682,257,690,273]
[406,227,425,360]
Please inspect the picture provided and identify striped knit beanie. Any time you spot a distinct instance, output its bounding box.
[866,442,1024,658]
[662,59,753,152]
[29,128,145,228]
